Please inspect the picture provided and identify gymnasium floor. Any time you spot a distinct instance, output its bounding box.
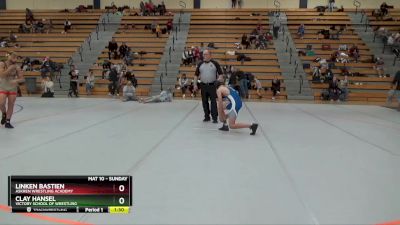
[0,97,399,225]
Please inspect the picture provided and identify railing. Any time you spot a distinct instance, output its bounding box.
[294,61,298,78]
[160,72,164,91]
[87,33,92,51]
[289,47,293,64]
[298,73,303,94]
[354,0,361,14]
[360,9,366,23]
[78,45,83,62]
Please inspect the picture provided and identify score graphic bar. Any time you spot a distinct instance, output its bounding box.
[8,176,132,213]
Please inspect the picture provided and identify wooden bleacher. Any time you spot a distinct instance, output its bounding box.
[88,15,173,97]
[0,10,102,95]
[287,10,393,102]
[177,9,286,100]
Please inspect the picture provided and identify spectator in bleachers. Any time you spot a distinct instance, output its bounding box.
[108,38,119,60]
[178,73,190,98]
[312,66,322,83]
[374,56,385,77]
[386,71,400,110]
[339,75,348,101]
[41,76,54,97]
[68,66,79,98]
[8,31,17,43]
[85,70,95,95]
[238,0,243,8]
[102,60,111,79]
[271,78,281,101]
[151,20,157,33]
[123,48,134,66]
[122,81,137,102]
[193,46,201,65]
[349,44,360,62]
[232,0,237,8]
[327,0,335,12]
[182,47,193,66]
[241,34,249,49]
[328,75,341,102]
[25,8,34,24]
[272,15,281,39]
[166,19,173,34]
[32,20,44,33]
[108,65,119,97]
[297,24,305,39]
[119,42,129,59]
[337,5,344,12]
[253,77,263,99]
[125,71,137,88]
[40,57,53,79]
[380,2,390,16]
[63,19,71,34]
[156,24,161,38]
[158,1,167,16]
[18,23,27,33]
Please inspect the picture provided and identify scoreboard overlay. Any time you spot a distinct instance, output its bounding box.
[8,176,132,213]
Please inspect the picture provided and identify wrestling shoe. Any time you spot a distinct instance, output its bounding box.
[250,123,258,135]
[1,113,6,125]
[219,124,229,131]
[5,122,14,129]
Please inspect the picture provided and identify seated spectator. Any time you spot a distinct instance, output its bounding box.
[329,75,341,101]
[151,20,157,33]
[374,56,385,77]
[139,88,173,103]
[122,81,137,102]
[330,51,339,62]
[339,75,349,101]
[271,78,281,101]
[33,20,44,33]
[386,70,400,110]
[108,38,119,59]
[241,34,249,49]
[8,31,17,43]
[123,48,134,66]
[182,47,193,66]
[125,71,137,87]
[312,66,322,83]
[178,73,194,98]
[63,19,71,34]
[40,57,53,78]
[297,24,305,39]
[349,44,360,62]
[166,19,173,34]
[85,71,95,95]
[119,42,129,58]
[41,76,54,97]
[155,24,161,38]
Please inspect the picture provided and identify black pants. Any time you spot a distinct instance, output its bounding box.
[69,81,78,97]
[273,26,280,39]
[108,81,118,95]
[201,83,218,121]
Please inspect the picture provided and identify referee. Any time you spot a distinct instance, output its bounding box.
[193,50,223,123]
